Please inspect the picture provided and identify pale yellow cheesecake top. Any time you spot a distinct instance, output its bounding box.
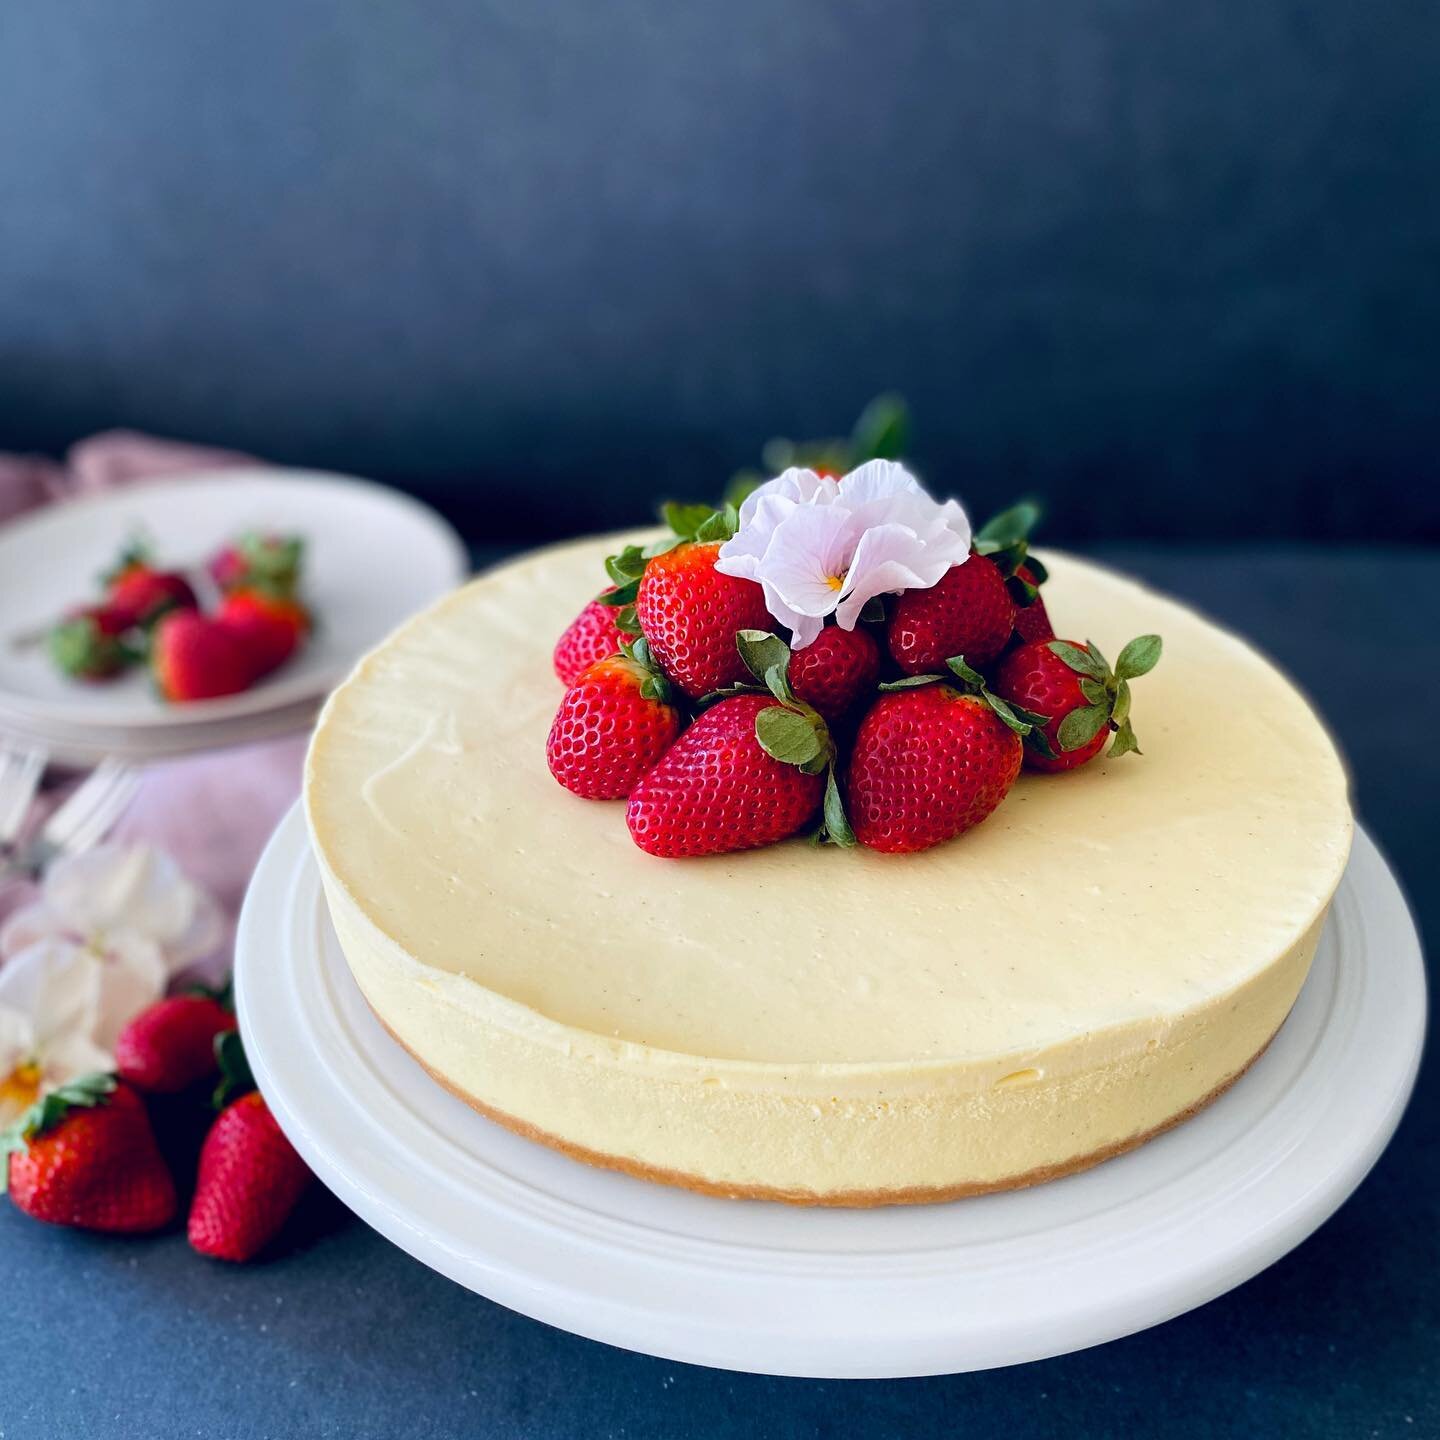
[306,535,1353,1085]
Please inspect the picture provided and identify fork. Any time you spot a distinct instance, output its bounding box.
[0,742,47,856]
[0,758,142,881]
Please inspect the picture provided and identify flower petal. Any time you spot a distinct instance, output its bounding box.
[0,1006,33,1080]
[836,459,924,508]
[42,1029,114,1088]
[757,504,860,628]
[92,933,168,1051]
[0,901,73,959]
[835,523,968,629]
[0,939,103,1051]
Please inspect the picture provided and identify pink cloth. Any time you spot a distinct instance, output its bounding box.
[0,432,306,953]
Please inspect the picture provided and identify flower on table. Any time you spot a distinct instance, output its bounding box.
[0,941,111,1127]
[0,844,223,1052]
[714,461,972,648]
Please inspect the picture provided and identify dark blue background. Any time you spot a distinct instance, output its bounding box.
[3,545,1436,1439]
[1,5,1437,1435]
[3,1,1439,542]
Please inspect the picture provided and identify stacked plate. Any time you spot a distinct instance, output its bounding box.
[0,470,468,766]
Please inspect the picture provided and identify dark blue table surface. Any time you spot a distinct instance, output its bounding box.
[3,544,1435,1440]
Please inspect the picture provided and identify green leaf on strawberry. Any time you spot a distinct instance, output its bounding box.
[736,629,792,687]
[943,656,1046,736]
[1115,634,1163,680]
[213,1028,255,1110]
[1043,634,1162,755]
[0,1072,117,1192]
[973,500,1041,551]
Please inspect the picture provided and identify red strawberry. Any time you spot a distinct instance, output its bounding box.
[845,678,1026,853]
[151,610,257,701]
[547,643,683,800]
[887,554,1016,675]
[973,501,1053,651]
[636,542,773,699]
[993,635,1162,772]
[48,604,135,681]
[1011,568,1055,646]
[553,593,629,684]
[627,693,825,857]
[106,564,197,630]
[217,587,310,677]
[2,1075,176,1233]
[788,624,881,722]
[115,996,237,1094]
[208,533,304,595]
[188,1091,311,1262]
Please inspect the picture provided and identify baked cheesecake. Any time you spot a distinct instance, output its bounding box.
[304,532,1352,1204]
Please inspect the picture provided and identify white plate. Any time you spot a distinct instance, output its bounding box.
[237,807,1424,1379]
[0,470,467,729]
[0,696,322,767]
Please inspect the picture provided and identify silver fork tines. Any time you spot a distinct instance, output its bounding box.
[0,744,46,850]
[24,759,142,873]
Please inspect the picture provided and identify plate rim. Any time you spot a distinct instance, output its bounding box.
[0,468,468,729]
[237,805,1425,1378]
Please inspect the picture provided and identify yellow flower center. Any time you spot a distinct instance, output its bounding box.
[0,1062,42,1114]
[825,573,846,592]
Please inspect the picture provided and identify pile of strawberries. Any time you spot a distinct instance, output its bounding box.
[548,501,1161,857]
[49,532,311,702]
[1,991,311,1261]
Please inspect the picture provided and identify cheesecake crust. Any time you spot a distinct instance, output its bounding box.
[373,1007,1284,1208]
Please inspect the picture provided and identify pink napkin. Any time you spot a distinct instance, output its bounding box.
[0,431,307,948]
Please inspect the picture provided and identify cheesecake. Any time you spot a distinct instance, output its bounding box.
[304,534,1353,1204]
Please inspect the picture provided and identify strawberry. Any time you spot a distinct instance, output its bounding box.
[188,1090,311,1262]
[845,660,1041,853]
[151,610,257,701]
[2,1075,176,1233]
[635,542,773,699]
[106,565,197,631]
[208,532,304,595]
[972,501,1054,651]
[553,592,630,684]
[115,995,237,1094]
[547,640,683,800]
[1011,567,1055,646]
[788,624,881,722]
[627,693,827,857]
[993,635,1162,772]
[887,553,1016,674]
[217,587,310,677]
[48,604,135,680]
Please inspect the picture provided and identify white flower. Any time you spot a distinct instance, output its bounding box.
[0,940,111,1126]
[0,844,223,1051]
[715,460,972,648]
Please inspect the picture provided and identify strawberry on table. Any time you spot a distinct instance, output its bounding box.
[208,532,304,595]
[993,635,1162,772]
[2,1074,177,1233]
[547,639,683,800]
[886,553,1017,674]
[47,604,135,681]
[787,623,881,723]
[151,610,257,701]
[115,995,237,1094]
[217,587,311,677]
[553,591,630,685]
[188,1090,311,1262]
[845,659,1043,853]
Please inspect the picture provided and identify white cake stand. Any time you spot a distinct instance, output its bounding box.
[236,806,1425,1379]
